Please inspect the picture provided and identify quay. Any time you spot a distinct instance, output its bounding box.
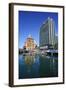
[46,50,58,56]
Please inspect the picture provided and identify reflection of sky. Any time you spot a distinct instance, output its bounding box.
[19,11,58,48]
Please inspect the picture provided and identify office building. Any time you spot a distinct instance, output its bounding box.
[39,17,55,49]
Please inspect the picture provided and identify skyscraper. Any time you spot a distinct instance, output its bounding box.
[39,17,55,49]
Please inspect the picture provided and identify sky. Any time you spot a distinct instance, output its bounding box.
[19,11,58,48]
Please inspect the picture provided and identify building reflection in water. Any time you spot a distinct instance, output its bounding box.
[19,54,58,79]
[19,54,40,79]
[24,55,35,73]
[39,55,58,77]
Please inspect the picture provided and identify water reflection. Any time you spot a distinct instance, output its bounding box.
[24,55,36,73]
[19,54,58,79]
[25,55,35,65]
[39,55,58,77]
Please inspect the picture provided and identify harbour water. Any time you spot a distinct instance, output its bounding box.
[19,54,58,79]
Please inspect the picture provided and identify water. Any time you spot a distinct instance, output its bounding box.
[19,54,58,79]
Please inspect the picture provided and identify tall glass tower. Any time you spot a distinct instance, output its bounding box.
[39,17,55,49]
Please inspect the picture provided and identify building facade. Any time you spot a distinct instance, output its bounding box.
[24,35,36,50]
[39,17,55,49]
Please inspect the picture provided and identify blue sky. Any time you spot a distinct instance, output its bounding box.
[19,11,58,48]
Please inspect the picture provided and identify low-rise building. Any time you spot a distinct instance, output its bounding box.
[24,35,37,51]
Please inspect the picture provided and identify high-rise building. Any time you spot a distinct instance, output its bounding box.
[24,35,36,50]
[39,17,55,49]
